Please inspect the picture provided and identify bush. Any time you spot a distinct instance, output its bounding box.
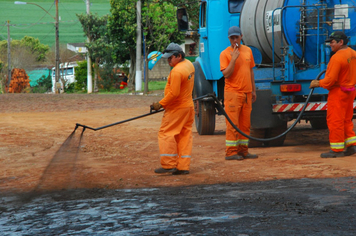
[31,74,52,93]
[74,60,88,92]
[98,64,121,92]
[65,83,76,93]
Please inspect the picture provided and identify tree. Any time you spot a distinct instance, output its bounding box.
[108,0,137,92]
[0,36,49,92]
[74,60,88,91]
[0,36,49,70]
[108,0,185,93]
[142,1,183,93]
[77,13,111,92]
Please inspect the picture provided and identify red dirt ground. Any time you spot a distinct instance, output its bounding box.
[1,93,355,193]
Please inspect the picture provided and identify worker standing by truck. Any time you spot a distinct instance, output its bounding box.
[151,43,195,175]
[309,31,356,158]
[219,26,258,161]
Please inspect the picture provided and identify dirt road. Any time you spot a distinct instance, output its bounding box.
[1,93,355,193]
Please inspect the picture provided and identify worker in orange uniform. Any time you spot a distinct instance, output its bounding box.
[310,31,356,158]
[151,43,195,175]
[219,26,258,161]
[119,75,128,89]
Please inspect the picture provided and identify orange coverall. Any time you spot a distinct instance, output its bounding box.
[319,47,356,152]
[158,59,195,171]
[220,45,255,157]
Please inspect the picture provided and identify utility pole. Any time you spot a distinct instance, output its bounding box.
[55,0,60,94]
[135,0,142,92]
[86,0,92,93]
[7,20,11,92]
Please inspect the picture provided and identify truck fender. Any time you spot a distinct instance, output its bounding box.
[193,61,213,97]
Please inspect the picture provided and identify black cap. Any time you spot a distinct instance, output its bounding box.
[162,43,183,58]
[325,31,348,42]
[228,26,241,37]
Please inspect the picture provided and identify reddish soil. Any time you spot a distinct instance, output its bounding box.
[1,93,355,193]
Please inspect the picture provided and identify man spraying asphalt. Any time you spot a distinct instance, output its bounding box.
[151,43,195,175]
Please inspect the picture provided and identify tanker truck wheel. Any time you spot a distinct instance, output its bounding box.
[310,117,328,130]
[248,128,267,147]
[194,99,216,135]
[248,122,287,147]
[265,122,287,147]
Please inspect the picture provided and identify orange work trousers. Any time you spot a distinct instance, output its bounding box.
[224,91,252,157]
[158,106,194,170]
[327,88,356,152]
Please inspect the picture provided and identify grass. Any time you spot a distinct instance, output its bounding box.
[96,81,167,94]
[0,0,111,47]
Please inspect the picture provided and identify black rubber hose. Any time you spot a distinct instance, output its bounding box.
[75,93,214,132]
[209,70,326,142]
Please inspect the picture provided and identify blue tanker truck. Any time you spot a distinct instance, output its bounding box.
[178,0,356,147]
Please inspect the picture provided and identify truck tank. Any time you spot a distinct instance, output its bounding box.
[240,0,356,64]
[178,0,356,146]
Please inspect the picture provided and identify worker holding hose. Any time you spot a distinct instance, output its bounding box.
[309,31,356,158]
[219,26,258,161]
[151,43,195,175]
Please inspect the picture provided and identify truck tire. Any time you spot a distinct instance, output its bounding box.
[192,61,216,135]
[248,122,287,147]
[265,122,287,147]
[195,99,216,135]
[310,117,328,130]
[248,128,267,147]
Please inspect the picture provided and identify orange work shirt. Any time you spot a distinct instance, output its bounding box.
[319,47,356,90]
[220,45,255,93]
[159,59,195,110]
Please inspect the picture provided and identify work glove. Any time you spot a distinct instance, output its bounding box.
[151,102,162,111]
[309,80,320,89]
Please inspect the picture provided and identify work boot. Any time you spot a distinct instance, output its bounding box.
[320,150,344,158]
[172,169,190,175]
[344,146,356,156]
[225,154,244,160]
[154,167,177,174]
[240,153,259,159]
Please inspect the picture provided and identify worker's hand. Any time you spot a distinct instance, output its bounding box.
[151,102,162,111]
[230,45,240,61]
[309,80,320,88]
[252,91,257,103]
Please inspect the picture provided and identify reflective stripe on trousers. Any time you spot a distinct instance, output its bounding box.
[158,107,194,170]
[224,91,252,157]
[327,88,356,152]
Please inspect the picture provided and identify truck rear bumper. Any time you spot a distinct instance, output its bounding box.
[272,101,356,113]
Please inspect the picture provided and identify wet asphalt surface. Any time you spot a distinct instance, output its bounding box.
[1,177,356,236]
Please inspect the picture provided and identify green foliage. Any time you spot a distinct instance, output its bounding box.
[77,13,112,65]
[0,36,49,62]
[98,64,121,91]
[142,1,184,51]
[74,60,88,91]
[31,74,52,93]
[108,0,137,64]
[65,83,76,93]
[20,36,49,62]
